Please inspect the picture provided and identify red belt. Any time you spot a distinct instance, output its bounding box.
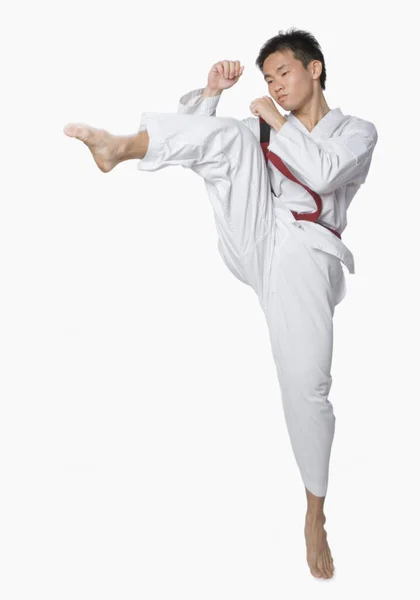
[259,117,341,240]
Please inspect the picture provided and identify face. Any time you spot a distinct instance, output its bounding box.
[262,49,321,111]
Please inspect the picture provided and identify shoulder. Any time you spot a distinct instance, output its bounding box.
[340,113,378,143]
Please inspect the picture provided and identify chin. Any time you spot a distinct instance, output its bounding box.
[284,100,297,111]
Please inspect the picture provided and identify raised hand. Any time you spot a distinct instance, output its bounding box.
[207,60,245,92]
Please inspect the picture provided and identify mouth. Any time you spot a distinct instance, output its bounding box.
[278,95,287,101]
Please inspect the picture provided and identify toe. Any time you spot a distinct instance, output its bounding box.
[327,549,334,574]
[63,123,80,138]
[323,553,333,578]
[63,123,90,141]
[318,554,328,578]
[311,567,323,578]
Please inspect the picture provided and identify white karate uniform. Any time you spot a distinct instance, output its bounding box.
[136,89,378,497]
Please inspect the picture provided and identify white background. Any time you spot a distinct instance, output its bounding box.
[1,1,418,597]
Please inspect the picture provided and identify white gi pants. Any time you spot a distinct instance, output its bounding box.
[136,112,347,498]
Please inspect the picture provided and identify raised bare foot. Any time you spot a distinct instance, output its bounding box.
[304,512,334,579]
[63,123,122,173]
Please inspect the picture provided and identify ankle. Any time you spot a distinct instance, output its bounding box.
[305,510,326,524]
[116,132,148,162]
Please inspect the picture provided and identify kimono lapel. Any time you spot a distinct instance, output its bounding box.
[285,108,345,140]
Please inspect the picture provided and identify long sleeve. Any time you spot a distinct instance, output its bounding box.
[177,88,221,116]
[177,88,259,140]
[268,119,378,194]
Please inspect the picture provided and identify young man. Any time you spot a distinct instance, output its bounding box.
[63,28,378,579]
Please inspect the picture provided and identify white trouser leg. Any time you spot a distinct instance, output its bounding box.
[136,112,276,307]
[264,215,343,497]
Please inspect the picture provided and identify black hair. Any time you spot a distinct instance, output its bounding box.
[255,27,327,91]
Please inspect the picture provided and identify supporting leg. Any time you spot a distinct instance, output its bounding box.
[264,232,338,578]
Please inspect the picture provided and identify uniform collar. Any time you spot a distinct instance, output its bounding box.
[286,107,344,139]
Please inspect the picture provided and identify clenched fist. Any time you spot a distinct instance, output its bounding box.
[249,96,286,131]
[207,60,245,92]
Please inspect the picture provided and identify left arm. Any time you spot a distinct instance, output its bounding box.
[268,118,378,194]
[249,97,378,194]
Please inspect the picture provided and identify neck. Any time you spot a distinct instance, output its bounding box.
[292,91,330,132]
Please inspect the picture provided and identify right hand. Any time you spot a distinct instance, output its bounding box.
[207,60,245,91]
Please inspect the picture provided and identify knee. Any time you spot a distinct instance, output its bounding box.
[217,118,260,159]
[215,117,256,140]
[283,374,334,411]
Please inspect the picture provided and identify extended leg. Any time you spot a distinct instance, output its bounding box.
[64,113,276,303]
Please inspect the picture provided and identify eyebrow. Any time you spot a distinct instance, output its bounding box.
[263,64,288,80]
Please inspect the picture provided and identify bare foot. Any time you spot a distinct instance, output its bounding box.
[304,513,334,579]
[63,123,122,173]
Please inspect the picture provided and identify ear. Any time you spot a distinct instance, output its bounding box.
[311,60,323,81]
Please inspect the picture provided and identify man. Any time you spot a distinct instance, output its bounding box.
[63,27,378,579]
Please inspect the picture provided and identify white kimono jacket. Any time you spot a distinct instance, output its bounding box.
[177,88,378,274]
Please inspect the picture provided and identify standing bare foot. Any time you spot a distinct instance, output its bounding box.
[304,512,335,579]
[63,123,123,173]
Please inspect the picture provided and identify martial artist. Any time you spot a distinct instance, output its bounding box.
[63,27,378,579]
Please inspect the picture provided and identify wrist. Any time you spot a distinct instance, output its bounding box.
[202,86,223,98]
[273,114,286,132]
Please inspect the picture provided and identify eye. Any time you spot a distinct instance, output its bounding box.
[267,72,288,84]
